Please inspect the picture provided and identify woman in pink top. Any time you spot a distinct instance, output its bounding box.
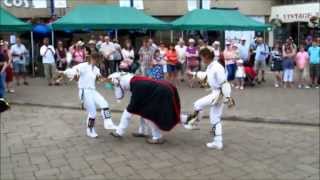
[295,44,310,88]
[71,41,86,66]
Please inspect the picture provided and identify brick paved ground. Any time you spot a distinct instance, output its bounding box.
[1,106,319,180]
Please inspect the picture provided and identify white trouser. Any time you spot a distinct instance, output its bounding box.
[138,118,150,135]
[116,109,162,140]
[80,89,109,119]
[193,90,224,143]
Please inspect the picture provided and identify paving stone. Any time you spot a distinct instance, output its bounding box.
[35,168,60,177]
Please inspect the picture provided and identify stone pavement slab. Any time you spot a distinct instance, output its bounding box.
[1,106,319,180]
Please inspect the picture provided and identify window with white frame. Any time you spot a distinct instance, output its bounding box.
[187,0,210,11]
[119,0,144,10]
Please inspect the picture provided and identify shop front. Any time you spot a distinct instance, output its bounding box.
[270,2,320,45]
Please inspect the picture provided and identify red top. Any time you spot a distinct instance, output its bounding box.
[165,50,178,65]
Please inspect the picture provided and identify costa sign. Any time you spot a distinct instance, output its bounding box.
[3,0,30,8]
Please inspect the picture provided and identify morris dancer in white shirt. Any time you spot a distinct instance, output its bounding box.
[59,53,117,138]
[185,48,235,150]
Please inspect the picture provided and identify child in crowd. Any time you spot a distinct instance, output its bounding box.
[295,44,310,88]
[235,59,245,90]
[150,49,165,80]
[165,44,178,85]
[270,43,283,88]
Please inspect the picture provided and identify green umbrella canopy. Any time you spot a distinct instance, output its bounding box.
[0,7,32,32]
[52,4,170,30]
[172,8,271,31]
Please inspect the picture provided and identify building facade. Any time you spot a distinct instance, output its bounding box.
[1,0,276,19]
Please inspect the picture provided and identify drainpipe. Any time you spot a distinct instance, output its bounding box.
[130,0,134,7]
[50,0,55,16]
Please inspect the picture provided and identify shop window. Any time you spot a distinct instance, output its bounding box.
[187,0,210,11]
[119,0,144,9]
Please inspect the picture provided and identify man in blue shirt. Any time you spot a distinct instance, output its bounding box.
[308,40,320,88]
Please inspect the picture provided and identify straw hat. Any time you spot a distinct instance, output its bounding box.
[188,38,195,43]
[76,40,85,46]
[88,40,96,44]
[213,41,220,45]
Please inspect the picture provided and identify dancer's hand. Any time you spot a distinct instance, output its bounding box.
[225,97,235,108]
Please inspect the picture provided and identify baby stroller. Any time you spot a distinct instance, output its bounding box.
[243,55,257,87]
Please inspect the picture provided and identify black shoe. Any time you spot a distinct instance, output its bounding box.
[110,132,122,138]
[132,132,148,138]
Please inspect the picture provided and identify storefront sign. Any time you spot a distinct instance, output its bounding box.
[3,0,66,8]
[270,3,320,23]
[3,0,30,8]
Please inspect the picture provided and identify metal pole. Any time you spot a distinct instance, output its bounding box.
[170,30,173,43]
[130,0,134,7]
[30,31,35,77]
[181,31,184,39]
[115,29,118,41]
[51,30,55,47]
[199,0,203,9]
[297,22,300,46]
[149,31,152,38]
[160,31,162,42]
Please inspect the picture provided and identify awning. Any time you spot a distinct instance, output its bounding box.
[0,7,32,32]
[270,3,320,23]
[52,4,169,30]
[171,8,271,31]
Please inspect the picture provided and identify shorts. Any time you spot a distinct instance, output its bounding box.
[254,59,266,71]
[13,61,26,74]
[270,59,282,72]
[167,64,177,73]
[226,63,237,81]
[5,66,14,82]
[283,69,294,82]
[309,64,320,78]
[296,67,308,79]
[236,77,245,81]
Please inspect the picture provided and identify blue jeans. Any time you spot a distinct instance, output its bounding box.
[0,73,5,98]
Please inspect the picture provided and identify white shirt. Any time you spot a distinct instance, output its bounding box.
[175,45,187,63]
[207,60,226,90]
[121,49,134,60]
[40,45,56,64]
[10,44,27,64]
[100,42,115,59]
[74,62,101,89]
[196,60,226,90]
[213,49,220,61]
[239,44,249,61]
